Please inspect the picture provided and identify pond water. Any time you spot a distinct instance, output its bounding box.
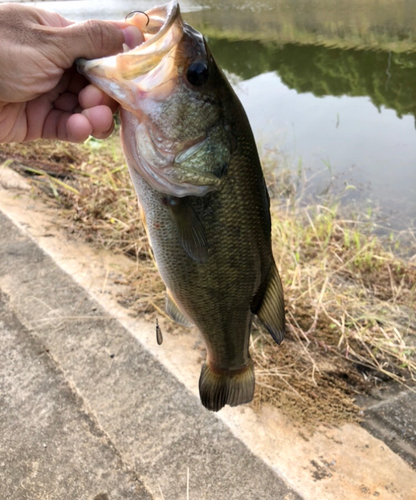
[31,0,416,231]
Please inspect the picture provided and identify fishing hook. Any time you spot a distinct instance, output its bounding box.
[155,317,163,345]
[125,10,150,27]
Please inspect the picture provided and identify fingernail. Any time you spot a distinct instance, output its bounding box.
[122,26,144,50]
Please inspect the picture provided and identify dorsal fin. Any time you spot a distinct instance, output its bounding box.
[252,263,285,344]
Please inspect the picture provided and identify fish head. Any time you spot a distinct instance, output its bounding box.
[78,1,234,197]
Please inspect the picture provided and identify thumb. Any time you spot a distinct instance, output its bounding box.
[54,20,143,66]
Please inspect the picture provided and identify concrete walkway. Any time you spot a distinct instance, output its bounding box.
[0,168,415,499]
[1,290,151,499]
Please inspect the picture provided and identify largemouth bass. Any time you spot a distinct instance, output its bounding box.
[78,1,285,411]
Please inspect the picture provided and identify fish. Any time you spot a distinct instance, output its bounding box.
[78,1,285,411]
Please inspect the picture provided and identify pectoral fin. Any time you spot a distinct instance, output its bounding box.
[166,196,208,264]
[252,263,285,344]
[165,291,194,327]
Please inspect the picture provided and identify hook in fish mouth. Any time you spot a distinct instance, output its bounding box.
[125,11,150,26]
[78,1,183,80]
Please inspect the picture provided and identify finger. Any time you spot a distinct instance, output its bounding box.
[109,21,145,50]
[41,109,72,141]
[66,114,94,142]
[54,92,79,112]
[38,105,115,142]
[41,109,95,142]
[25,95,53,142]
[81,105,115,139]
[50,21,144,68]
[78,85,119,113]
[94,119,114,140]
[24,72,81,140]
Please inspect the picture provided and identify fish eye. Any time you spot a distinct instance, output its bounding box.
[186,61,209,86]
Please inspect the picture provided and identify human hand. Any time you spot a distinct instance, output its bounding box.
[0,3,143,143]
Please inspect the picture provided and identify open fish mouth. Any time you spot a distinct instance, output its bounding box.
[117,2,183,83]
[77,2,183,105]
[78,1,228,198]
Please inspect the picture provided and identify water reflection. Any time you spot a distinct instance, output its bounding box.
[207,39,416,122]
[188,0,416,53]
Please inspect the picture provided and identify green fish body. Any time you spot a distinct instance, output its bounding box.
[78,1,285,411]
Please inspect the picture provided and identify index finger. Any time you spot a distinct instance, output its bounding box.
[78,84,119,113]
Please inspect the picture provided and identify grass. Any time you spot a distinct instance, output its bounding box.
[1,136,415,424]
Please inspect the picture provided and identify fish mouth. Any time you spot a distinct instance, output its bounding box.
[117,2,183,82]
[77,1,183,106]
[78,2,218,198]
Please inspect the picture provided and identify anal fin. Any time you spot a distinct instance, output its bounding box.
[165,290,194,327]
[252,263,285,344]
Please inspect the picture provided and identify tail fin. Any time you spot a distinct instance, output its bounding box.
[198,361,255,412]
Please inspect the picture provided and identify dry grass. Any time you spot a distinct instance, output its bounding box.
[252,194,415,421]
[1,136,415,424]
